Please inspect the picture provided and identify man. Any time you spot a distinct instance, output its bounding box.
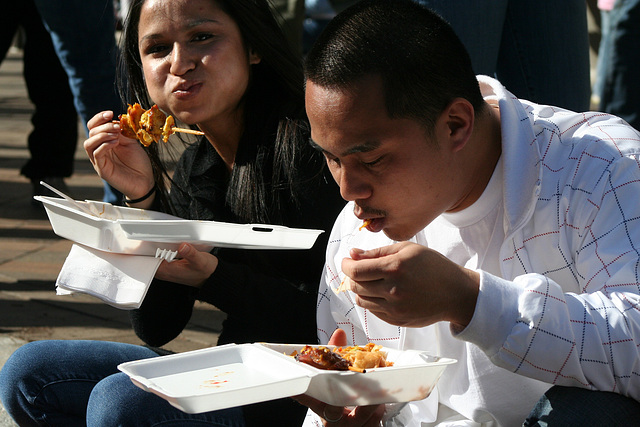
[296,0,640,425]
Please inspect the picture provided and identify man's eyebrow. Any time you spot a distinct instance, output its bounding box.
[308,138,326,153]
[308,138,381,156]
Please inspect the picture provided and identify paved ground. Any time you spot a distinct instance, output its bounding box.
[0,48,224,425]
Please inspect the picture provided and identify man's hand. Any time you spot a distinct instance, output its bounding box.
[342,242,480,329]
[293,329,385,426]
[155,243,218,288]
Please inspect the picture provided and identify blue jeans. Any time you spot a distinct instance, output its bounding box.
[524,385,640,426]
[416,0,591,112]
[594,0,640,131]
[0,340,245,426]
[33,0,125,203]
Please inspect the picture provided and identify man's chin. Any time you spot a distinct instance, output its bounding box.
[381,227,418,242]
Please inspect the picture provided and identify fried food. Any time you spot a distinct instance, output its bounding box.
[336,343,393,370]
[294,345,352,371]
[292,343,393,372]
[118,103,203,146]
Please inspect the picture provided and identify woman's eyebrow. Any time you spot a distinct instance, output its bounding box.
[185,18,220,28]
[139,19,220,43]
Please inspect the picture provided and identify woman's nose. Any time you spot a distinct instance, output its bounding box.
[169,43,196,76]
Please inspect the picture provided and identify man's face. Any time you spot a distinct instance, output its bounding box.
[306,76,463,241]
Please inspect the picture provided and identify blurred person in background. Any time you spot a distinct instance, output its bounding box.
[303,0,592,111]
[594,0,639,130]
[0,0,78,201]
[33,0,125,204]
[413,0,592,111]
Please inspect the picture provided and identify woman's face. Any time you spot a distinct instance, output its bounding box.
[137,0,260,127]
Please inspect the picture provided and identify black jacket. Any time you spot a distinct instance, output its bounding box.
[129,138,345,426]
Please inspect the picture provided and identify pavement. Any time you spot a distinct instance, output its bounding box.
[0,48,224,425]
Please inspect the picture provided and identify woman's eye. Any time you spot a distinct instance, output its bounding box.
[193,33,213,42]
[146,44,169,55]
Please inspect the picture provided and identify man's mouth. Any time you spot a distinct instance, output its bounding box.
[355,205,386,233]
[362,217,385,232]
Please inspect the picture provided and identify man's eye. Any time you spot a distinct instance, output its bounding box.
[363,157,382,167]
[325,155,341,167]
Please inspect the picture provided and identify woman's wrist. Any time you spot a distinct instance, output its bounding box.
[123,185,156,205]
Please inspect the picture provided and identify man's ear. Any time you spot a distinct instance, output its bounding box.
[439,98,474,152]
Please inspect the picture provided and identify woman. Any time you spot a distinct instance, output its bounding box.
[0,0,344,425]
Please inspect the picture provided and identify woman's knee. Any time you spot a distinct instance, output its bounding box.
[87,372,151,426]
[0,341,62,422]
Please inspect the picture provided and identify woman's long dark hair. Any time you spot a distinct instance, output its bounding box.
[119,0,322,223]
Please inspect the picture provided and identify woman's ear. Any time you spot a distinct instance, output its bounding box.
[441,98,474,152]
[249,49,261,65]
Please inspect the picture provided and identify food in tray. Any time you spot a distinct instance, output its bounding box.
[291,343,393,373]
[118,103,204,146]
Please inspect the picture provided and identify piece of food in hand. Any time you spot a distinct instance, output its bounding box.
[119,103,144,139]
[117,103,203,147]
[162,115,175,143]
[336,276,352,293]
[138,104,167,146]
[292,343,393,372]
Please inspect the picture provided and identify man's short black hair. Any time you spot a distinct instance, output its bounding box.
[305,0,485,130]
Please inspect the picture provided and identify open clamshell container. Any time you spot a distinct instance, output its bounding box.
[35,196,323,254]
[117,343,456,414]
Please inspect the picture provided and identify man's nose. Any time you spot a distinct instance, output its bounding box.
[338,167,371,201]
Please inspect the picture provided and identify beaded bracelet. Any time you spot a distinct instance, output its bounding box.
[123,185,156,205]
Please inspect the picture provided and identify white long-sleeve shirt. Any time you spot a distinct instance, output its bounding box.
[305,76,640,426]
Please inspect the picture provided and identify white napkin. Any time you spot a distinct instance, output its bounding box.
[56,243,163,309]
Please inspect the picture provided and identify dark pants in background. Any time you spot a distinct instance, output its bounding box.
[0,0,78,183]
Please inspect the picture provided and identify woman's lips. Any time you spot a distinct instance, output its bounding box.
[172,82,202,100]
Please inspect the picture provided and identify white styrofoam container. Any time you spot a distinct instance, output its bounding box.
[36,196,324,253]
[118,344,315,414]
[35,196,184,256]
[118,220,324,250]
[118,343,456,414]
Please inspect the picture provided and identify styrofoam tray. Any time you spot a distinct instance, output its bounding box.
[118,220,323,250]
[35,196,323,254]
[117,343,456,414]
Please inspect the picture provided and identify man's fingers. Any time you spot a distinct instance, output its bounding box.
[349,242,406,260]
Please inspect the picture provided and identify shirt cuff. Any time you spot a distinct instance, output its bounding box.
[452,270,523,357]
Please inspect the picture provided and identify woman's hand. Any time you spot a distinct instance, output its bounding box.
[292,329,385,426]
[84,110,155,203]
[155,243,219,288]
